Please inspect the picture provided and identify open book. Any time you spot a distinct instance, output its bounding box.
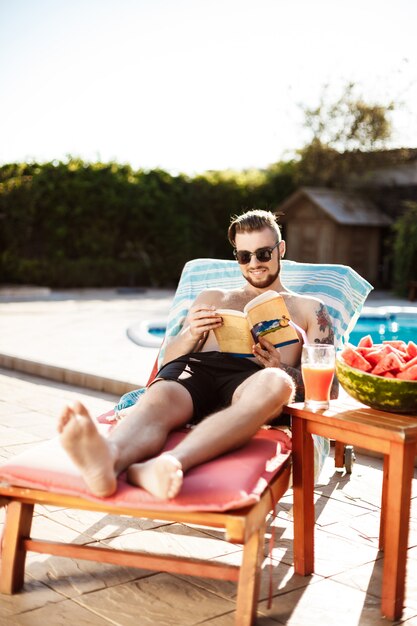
[213,290,300,357]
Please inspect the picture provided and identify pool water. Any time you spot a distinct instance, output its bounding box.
[147,314,417,347]
[349,314,417,346]
[148,326,167,338]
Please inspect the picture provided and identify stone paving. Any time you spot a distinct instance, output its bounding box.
[1,369,417,625]
[0,287,174,394]
[0,287,417,625]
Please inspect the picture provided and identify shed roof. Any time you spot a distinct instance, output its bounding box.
[279,187,393,226]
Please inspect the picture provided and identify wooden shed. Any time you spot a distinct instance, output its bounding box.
[278,187,393,286]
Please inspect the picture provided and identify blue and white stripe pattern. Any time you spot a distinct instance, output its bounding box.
[114,258,372,482]
[116,258,372,408]
[158,257,373,367]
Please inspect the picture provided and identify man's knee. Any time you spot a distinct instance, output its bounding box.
[140,380,194,423]
[234,368,295,409]
[262,368,295,407]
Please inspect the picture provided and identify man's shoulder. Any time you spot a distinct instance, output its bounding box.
[283,290,325,307]
[283,290,330,333]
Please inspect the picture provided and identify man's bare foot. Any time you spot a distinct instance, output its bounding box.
[127,454,183,499]
[58,402,117,497]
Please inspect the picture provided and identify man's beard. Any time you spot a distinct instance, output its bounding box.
[243,266,280,289]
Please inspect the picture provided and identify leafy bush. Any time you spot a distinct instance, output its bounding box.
[0,158,296,287]
[392,201,417,296]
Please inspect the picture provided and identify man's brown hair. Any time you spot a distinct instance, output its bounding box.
[228,209,282,247]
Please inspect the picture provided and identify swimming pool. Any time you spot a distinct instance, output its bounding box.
[147,326,166,339]
[349,313,417,345]
[127,320,167,348]
[138,312,417,348]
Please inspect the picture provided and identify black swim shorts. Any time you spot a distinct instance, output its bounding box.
[153,351,262,423]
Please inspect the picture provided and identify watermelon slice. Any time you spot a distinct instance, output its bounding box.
[364,345,393,367]
[403,355,417,370]
[372,352,403,376]
[406,341,417,359]
[356,346,376,356]
[358,335,373,348]
[383,340,408,352]
[341,346,372,371]
[397,365,417,381]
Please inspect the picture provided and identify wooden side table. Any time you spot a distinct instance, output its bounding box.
[285,398,417,621]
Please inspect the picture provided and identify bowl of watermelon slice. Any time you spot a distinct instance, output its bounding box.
[336,335,417,414]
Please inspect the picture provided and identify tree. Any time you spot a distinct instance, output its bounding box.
[295,83,395,186]
[302,82,394,152]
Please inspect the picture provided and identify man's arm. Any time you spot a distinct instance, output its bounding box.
[307,301,335,346]
[280,363,305,402]
[304,299,339,399]
[161,292,223,365]
[254,299,339,401]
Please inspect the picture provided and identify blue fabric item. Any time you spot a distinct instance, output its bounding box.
[116,387,146,411]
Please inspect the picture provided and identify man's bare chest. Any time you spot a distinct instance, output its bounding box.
[218,292,253,312]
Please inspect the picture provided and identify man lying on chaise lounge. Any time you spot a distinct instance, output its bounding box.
[58,209,337,499]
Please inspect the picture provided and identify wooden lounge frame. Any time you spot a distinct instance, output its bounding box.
[0,455,291,626]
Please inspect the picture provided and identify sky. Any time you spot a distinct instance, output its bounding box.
[1,0,416,175]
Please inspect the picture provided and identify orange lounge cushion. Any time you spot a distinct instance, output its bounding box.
[0,424,291,512]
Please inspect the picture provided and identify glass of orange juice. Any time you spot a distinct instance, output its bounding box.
[301,344,335,410]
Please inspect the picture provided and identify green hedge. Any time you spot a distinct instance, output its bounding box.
[0,159,296,287]
[392,201,417,296]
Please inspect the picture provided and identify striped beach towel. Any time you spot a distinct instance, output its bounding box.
[159,258,373,367]
[115,258,373,480]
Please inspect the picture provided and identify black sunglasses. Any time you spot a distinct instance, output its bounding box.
[233,242,279,265]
